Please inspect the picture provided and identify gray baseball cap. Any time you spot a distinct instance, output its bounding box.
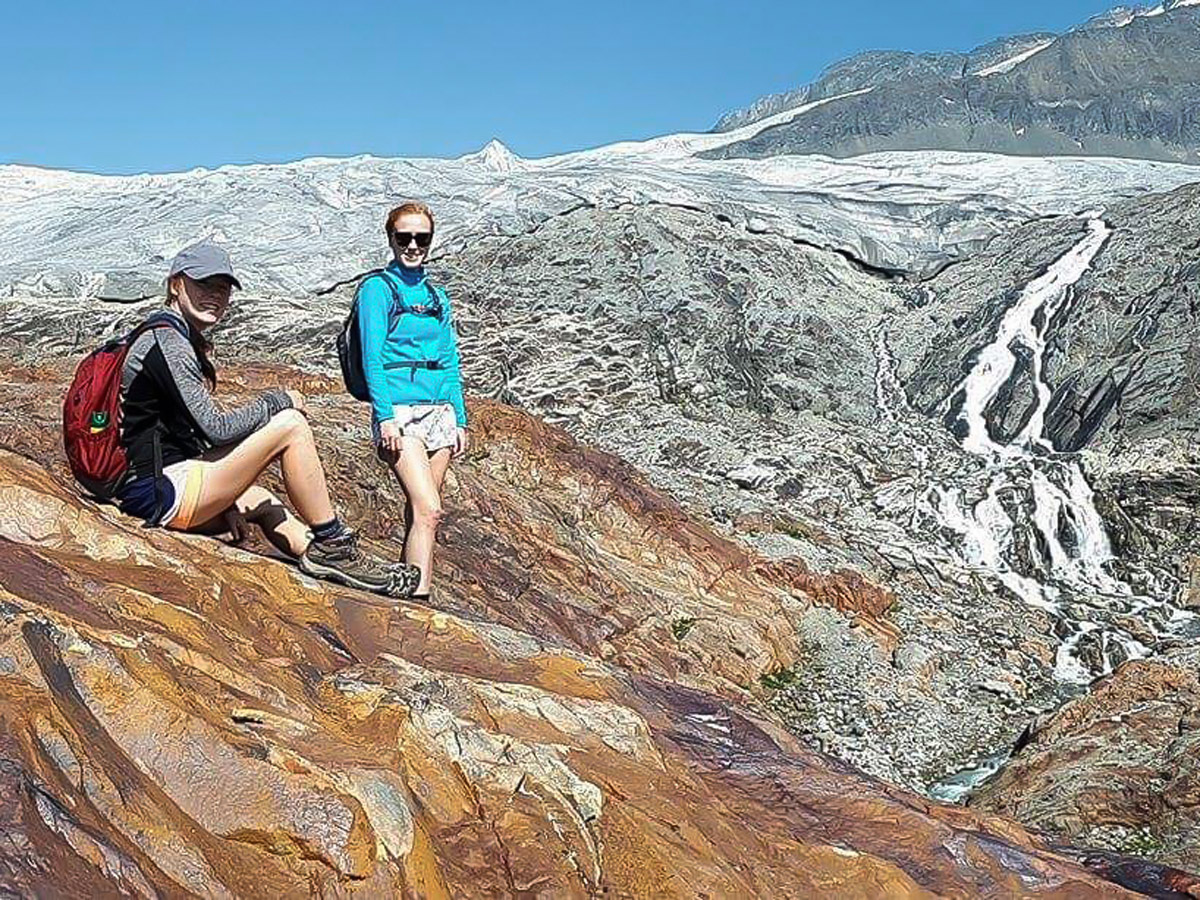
[167,240,242,289]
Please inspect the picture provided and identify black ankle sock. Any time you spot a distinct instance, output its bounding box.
[311,517,347,542]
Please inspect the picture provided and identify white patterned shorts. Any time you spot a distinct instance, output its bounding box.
[372,403,458,453]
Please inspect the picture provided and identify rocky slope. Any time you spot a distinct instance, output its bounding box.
[890,180,1200,610]
[0,364,886,707]
[0,207,1079,800]
[973,644,1200,873]
[6,365,1196,897]
[2,95,1200,882]
[3,185,1198,810]
[707,1,1200,163]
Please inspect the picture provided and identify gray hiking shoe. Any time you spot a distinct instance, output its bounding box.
[300,529,393,595]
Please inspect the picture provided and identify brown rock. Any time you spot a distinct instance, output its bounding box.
[0,361,896,702]
[0,363,1190,896]
[974,647,1200,877]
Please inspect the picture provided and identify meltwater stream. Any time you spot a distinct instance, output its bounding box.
[934,217,1192,684]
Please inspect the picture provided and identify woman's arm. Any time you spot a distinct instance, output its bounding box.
[357,276,396,425]
[438,287,468,428]
[152,329,292,447]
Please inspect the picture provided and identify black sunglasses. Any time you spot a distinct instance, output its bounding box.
[392,230,433,248]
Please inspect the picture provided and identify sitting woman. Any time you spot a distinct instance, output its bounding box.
[117,240,415,596]
[359,201,469,600]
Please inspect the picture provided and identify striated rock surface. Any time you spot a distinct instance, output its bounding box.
[973,645,1200,874]
[5,189,1197,797]
[0,366,1188,896]
[890,181,1200,600]
[0,364,886,707]
[895,182,1200,456]
[0,207,1083,798]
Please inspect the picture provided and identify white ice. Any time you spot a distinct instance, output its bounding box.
[974,39,1056,76]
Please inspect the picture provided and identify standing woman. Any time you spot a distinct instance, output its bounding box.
[359,202,468,600]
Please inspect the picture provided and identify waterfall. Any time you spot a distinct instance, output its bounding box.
[956,219,1111,458]
[934,217,1190,683]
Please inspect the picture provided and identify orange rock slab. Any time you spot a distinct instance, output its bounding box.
[0,364,1183,897]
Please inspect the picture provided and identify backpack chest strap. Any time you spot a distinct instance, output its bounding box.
[374,271,441,332]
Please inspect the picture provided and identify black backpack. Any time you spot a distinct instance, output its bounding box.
[337,269,442,401]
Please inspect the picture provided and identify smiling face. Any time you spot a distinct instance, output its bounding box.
[168,274,234,331]
[389,210,434,271]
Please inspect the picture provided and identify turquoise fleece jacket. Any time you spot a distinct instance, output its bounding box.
[357,264,468,427]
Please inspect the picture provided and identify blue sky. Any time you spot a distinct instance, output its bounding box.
[1,0,1121,174]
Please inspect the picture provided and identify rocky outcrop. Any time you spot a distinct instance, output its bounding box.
[891,181,1200,595]
[2,366,1190,896]
[707,2,1200,162]
[3,181,1200,879]
[434,203,1131,779]
[973,645,1200,874]
[0,363,886,706]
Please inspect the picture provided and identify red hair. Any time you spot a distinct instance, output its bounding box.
[385,201,435,237]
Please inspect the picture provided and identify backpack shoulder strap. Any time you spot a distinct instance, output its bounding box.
[117,312,185,528]
[420,278,447,321]
[370,269,407,333]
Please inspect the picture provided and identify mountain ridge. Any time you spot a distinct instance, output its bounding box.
[708,0,1200,162]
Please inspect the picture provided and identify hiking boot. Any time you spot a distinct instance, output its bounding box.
[300,529,393,595]
[385,562,422,599]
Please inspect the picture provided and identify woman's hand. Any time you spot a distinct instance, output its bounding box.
[379,419,403,454]
[223,507,248,544]
[454,427,470,458]
[285,389,308,416]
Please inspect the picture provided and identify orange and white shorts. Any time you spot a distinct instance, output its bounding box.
[160,460,206,528]
[117,459,206,528]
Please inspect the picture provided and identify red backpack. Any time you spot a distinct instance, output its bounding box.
[62,315,185,499]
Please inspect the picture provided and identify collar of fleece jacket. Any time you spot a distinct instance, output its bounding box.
[386,261,427,286]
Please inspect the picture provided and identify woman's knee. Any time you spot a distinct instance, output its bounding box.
[269,408,313,442]
[412,499,444,530]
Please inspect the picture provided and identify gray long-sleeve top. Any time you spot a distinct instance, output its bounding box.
[119,309,292,479]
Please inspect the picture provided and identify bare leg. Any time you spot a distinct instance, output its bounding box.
[181,409,337,531]
[238,486,311,557]
[188,485,310,558]
[401,490,414,559]
[390,440,451,594]
[429,447,452,492]
[398,447,451,559]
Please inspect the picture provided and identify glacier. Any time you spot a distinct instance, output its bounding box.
[3,102,1200,301]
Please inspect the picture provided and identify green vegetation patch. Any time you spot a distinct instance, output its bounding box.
[759,665,802,691]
